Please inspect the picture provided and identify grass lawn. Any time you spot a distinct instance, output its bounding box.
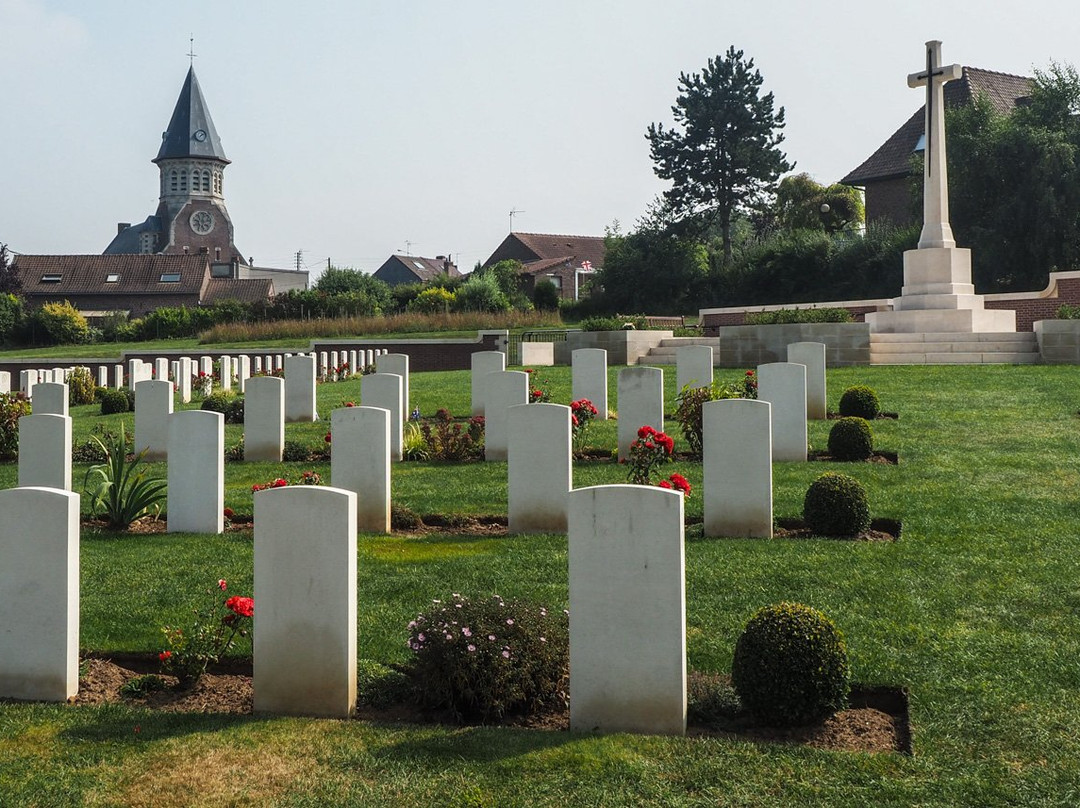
[2,363,1080,806]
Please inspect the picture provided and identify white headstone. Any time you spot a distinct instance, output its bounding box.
[569,484,686,735]
[331,406,391,533]
[134,379,174,461]
[676,345,713,393]
[237,355,251,392]
[361,373,403,461]
[19,370,35,397]
[617,366,664,461]
[318,351,329,380]
[365,349,374,368]
[220,355,233,392]
[170,361,180,388]
[348,350,358,376]
[112,364,124,390]
[244,376,285,462]
[18,414,72,491]
[154,358,169,383]
[757,362,807,462]
[127,359,142,391]
[572,349,608,420]
[284,354,317,423]
[508,403,571,533]
[32,382,68,416]
[254,485,357,718]
[787,342,827,420]
[178,357,193,403]
[376,353,410,416]
[200,356,214,378]
[704,399,772,537]
[484,370,528,462]
[0,487,80,701]
[96,366,108,388]
[253,356,263,374]
[471,351,506,417]
[167,410,224,534]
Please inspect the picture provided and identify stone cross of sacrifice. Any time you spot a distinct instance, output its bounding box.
[908,40,963,250]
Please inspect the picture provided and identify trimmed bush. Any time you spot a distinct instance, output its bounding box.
[100,389,130,415]
[838,385,880,420]
[201,392,244,424]
[407,594,568,721]
[827,417,873,461]
[803,472,871,537]
[731,602,850,727]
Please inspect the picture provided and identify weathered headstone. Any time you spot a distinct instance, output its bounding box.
[471,351,506,416]
[508,403,571,533]
[134,379,174,461]
[569,484,686,735]
[284,354,317,423]
[703,399,773,537]
[18,414,72,491]
[167,410,224,534]
[676,345,713,393]
[572,348,608,420]
[0,487,80,701]
[244,376,285,462]
[617,366,664,461]
[376,353,410,416]
[757,362,807,462]
[254,485,358,718]
[484,370,528,462]
[786,342,827,420]
[361,373,403,461]
[32,382,68,416]
[331,406,391,533]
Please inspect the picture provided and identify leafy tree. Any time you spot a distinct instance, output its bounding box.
[313,266,392,311]
[532,279,560,311]
[474,260,531,309]
[775,173,864,234]
[453,272,511,313]
[647,47,792,264]
[0,244,20,294]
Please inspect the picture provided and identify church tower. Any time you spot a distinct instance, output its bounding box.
[105,66,244,263]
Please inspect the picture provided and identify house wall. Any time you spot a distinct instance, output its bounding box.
[865,176,915,227]
[372,261,421,287]
[27,293,201,319]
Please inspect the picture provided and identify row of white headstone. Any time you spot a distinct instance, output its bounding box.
[0,477,695,734]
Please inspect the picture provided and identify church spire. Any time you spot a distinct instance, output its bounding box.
[154,65,229,164]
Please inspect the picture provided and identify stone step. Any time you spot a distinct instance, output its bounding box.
[870,340,1037,354]
[656,338,718,347]
[870,331,1036,345]
[869,351,1039,365]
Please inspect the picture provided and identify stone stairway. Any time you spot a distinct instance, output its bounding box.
[636,337,718,364]
[868,332,1039,364]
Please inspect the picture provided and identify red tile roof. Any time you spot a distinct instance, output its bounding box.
[18,254,210,296]
[202,277,274,305]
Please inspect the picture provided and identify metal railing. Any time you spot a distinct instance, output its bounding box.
[506,329,578,366]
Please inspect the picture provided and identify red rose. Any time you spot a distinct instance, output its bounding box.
[218,578,227,590]
[657,480,673,489]
[225,596,254,618]
[222,508,234,519]
[324,432,332,443]
[159,650,172,661]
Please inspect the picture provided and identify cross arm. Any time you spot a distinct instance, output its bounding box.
[907,63,963,88]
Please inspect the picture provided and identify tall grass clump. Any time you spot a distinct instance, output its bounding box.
[198,310,563,343]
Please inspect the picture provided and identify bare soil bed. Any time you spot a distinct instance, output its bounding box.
[69,657,910,754]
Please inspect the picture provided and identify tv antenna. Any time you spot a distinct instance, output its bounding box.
[509,208,525,231]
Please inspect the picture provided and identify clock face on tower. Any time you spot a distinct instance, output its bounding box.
[190,210,214,235]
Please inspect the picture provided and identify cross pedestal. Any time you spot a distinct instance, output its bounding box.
[866,40,1016,335]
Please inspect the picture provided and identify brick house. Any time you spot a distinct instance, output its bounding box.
[841,67,1033,226]
[372,254,461,286]
[482,232,605,300]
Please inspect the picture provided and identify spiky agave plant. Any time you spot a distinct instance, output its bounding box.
[83,423,167,528]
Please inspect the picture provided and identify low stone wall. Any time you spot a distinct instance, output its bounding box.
[1033,320,1080,363]
[714,323,871,368]
[554,330,672,365]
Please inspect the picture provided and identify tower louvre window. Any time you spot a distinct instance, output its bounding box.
[170,170,178,192]
[179,172,188,192]
[201,170,210,192]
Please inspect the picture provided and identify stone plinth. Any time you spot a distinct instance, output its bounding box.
[703,399,772,537]
[508,403,571,533]
[0,487,80,701]
[569,484,686,735]
[167,410,224,534]
[254,485,357,718]
[331,406,391,533]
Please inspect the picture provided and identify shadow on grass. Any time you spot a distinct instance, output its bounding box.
[57,702,267,745]
[371,723,578,764]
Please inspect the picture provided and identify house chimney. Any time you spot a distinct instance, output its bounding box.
[117,223,130,235]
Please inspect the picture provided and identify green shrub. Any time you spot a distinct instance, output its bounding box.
[282,441,309,462]
[83,423,168,528]
[803,472,871,537]
[32,300,90,345]
[93,386,109,403]
[408,287,456,314]
[1057,303,1080,319]
[125,389,136,412]
[674,381,742,457]
[578,315,624,332]
[532,279,561,311]
[453,273,511,313]
[838,385,881,420]
[0,293,24,344]
[100,389,130,415]
[0,393,31,460]
[745,307,853,325]
[827,417,874,461]
[731,602,850,727]
[67,367,96,406]
[419,415,484,461]
[407,594,568,721]
[201,392,244,424]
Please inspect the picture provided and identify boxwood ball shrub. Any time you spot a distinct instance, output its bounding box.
[407,594,568,721]
[838,385,880,420]
[827,416,873,461]
[100,389,130,415]
[803,472,871,537]
[731,602,850,727]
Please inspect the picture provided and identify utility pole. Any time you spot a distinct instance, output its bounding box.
[295,249,303,272]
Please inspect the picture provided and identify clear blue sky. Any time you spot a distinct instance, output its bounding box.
[2,0,1077,280]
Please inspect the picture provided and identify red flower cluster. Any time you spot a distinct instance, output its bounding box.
[222,508,234,520]
[251,478,289,492]
[636,425,674,455]
[657,473,692,497]
[218,578,228,590]
[571,399,599,416]
[158,650,172,661]
[225,596,254,618]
